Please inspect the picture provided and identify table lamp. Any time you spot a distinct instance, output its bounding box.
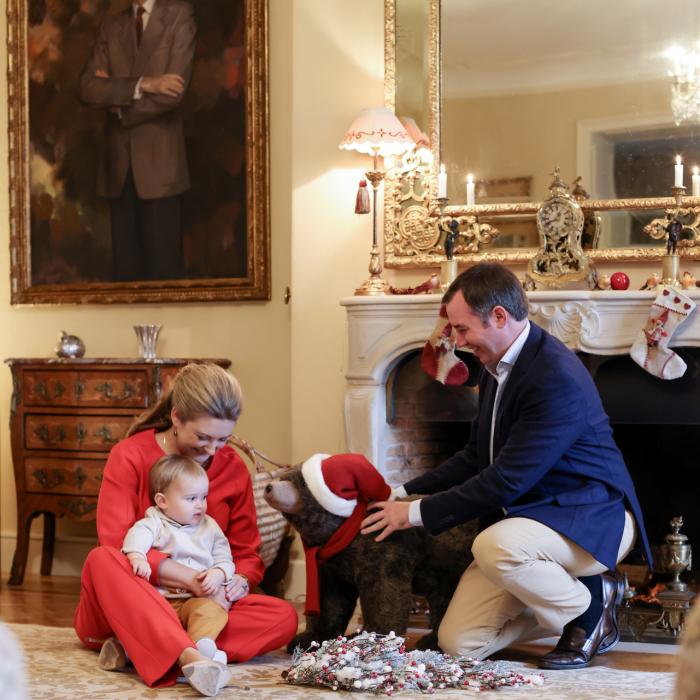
[339,108,414,295]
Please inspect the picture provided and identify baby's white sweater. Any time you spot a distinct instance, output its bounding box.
[122,506,235,598]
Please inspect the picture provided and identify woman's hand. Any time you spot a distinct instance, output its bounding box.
[225,573,250,603]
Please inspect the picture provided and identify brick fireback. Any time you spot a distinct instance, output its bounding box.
[383,351,479,485]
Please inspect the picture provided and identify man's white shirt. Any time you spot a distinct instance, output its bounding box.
[395,322,531,526]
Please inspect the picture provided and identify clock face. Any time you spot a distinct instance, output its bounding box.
[537,199,578,237]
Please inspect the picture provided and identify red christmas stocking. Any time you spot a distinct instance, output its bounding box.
[630,287,696,380]
[420,304,469,385]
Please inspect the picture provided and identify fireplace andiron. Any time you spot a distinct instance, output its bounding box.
[619,515,694,642]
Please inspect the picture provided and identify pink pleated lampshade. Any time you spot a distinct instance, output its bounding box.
[338,108,415,157]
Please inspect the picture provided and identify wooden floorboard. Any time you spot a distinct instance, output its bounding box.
[0,573,81,627]
[0,573,678,673]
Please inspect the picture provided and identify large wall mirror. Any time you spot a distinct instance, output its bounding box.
[385,0,700,267]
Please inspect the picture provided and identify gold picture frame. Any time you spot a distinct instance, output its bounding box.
[8,0,270,304]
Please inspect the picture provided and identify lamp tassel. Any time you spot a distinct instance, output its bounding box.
[354,179,371,214]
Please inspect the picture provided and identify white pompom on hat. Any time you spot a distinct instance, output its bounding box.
[301,454,392,517]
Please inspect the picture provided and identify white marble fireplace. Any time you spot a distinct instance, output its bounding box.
[341,290,700,477]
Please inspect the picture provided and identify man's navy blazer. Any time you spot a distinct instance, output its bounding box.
[404,322,652,571]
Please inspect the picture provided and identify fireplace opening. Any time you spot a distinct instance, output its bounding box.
[580,348,700,584]
[384,350,478,486]
[385,347,700,586]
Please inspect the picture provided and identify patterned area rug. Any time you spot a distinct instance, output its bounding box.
[8,624,675,699]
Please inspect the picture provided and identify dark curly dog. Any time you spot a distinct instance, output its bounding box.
[264,465,476,652]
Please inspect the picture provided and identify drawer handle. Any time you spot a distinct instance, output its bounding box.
[76,423,88,444]
[58,498,97,518]
[33,424,67,445]
[74,381,85,398]
[35,382,49,400]
[34,381,66,401]
[75,467,87,490]
[94,426,117,444]
[32,468,65,490]
[95,382,134,402]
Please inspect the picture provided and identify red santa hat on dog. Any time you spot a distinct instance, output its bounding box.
[301,454,391,517]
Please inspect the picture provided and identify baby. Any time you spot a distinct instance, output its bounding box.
[122,454,235,665]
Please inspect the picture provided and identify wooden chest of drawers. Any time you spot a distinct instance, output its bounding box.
[5,357,230,585]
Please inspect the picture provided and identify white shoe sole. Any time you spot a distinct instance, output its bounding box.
[182,660,231,697]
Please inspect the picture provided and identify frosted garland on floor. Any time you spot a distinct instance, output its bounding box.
[283,631,544,695]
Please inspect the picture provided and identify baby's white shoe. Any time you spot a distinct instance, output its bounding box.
[196,638,227,665]
[212,649,227,665]
[182,660,230,697]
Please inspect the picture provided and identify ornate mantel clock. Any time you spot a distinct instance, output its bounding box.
[528,168,590,287]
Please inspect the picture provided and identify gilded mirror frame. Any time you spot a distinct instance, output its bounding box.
[7,0,270,304]
[383,0,700,268]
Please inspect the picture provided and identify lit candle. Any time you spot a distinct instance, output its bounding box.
[438,164,447,199]
[466,173,475,206]
[693,166,700,196]
[675,155,684,187]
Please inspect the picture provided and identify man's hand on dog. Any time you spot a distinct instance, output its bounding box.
[361,501,412,542]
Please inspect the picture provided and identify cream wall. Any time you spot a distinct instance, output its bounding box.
[289,0,395,461]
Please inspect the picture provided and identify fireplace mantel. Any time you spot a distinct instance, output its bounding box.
[340,290,700,469]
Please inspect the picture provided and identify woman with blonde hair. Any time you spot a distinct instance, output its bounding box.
[74,363,297,696]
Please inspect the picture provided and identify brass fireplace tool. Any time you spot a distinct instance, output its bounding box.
[619,515,694,641]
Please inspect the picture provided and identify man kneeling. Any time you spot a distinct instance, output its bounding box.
[362,262,651,670]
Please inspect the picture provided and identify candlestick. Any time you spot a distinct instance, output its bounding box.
[675,155,684,187]
[692,166,700,197]
[438,164,447,199]
[661,253,681,288]
[440,259,458,291]
[466,173,475,206]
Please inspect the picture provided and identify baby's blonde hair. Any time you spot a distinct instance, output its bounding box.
[149,454,207,501]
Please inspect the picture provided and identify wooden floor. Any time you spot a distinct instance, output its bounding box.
[0,573,81,627]
[0,573,678,674]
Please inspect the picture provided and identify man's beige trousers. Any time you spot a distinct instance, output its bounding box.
[438,511,636,658]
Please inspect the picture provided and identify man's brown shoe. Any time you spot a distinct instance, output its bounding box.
[538,572,624,670]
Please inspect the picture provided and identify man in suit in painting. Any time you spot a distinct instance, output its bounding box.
[79,0,195,281]
[362,262,652,670]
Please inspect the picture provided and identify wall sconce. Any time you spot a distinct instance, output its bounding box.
[339,108,415,295]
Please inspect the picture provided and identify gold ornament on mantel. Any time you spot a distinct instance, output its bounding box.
[643,207,700,289]
[527,167,591,288]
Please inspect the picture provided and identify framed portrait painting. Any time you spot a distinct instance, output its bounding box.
[7,0,270,303]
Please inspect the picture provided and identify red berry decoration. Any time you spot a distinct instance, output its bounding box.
[610,271,630,290]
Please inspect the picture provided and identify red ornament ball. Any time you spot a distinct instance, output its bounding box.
[610,271,630,290]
